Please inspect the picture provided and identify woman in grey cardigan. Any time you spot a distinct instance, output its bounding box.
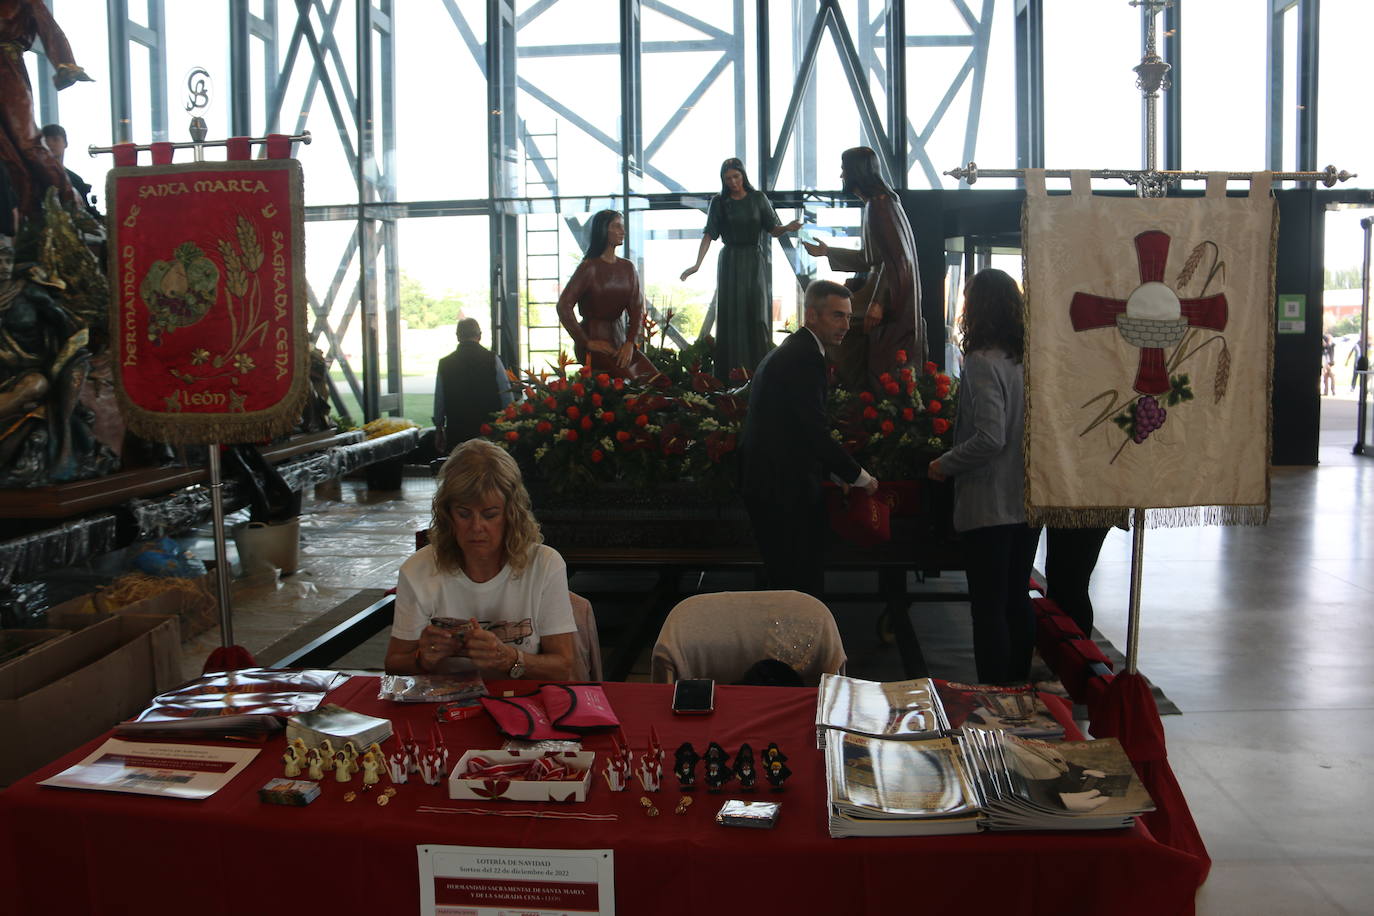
[928,269,1040,684]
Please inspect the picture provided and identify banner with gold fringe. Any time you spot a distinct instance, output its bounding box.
[107,158,307,445]
[1022,170,1275,528]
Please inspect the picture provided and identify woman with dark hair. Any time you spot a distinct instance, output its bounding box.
[385,439,575,680]
[680,158,801,376]
[556,209,660,381]
[803,146,926,390]
[928,268,1040,684]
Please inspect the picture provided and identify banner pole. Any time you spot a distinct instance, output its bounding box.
[206,445,235,649]
[1125,508,1146,675]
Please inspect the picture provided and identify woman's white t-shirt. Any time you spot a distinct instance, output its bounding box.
[392,544,576,672]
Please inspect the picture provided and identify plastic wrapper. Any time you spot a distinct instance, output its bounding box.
[135,667,346,720]
[715,799,781,829]
[378,672,487,704]
[0,514,119,587]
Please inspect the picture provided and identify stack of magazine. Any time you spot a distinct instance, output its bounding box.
[962,730,1154,831]
[817,676,1153,837]
[933,681,1065,740]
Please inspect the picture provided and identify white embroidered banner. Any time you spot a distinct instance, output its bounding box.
[1023,174,1276,526]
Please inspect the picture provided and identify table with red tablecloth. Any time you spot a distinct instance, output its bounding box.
[0,679,1205,916]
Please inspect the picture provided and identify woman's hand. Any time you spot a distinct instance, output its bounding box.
[415,623,460,671]
[782,219,802,233]
[462,619,518,675]
[801,238,828,258]
[615,341,634,368]
[927,458,948,482]
[587,339,616,356]
[863,301,884,334]
[679,265,699,281]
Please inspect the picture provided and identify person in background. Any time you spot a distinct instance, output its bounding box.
[384,439,574,680]
[740,279,878,598]
[928,268,1039,684]
[432,317,511,455]
[1321,332,1336,397]
[680,157,801,377]
[39,124,97,216]
[1045,526,1111,639]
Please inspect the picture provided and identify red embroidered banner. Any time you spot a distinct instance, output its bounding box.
[107,159,307,445]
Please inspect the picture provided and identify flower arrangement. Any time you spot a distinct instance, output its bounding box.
[828,352,957,479]
[481,345,956,496]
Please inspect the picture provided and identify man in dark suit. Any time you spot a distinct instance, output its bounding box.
[433,317,512,454]
[740,279,878,597]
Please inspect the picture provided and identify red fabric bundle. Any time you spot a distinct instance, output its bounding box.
[825,486,891,548]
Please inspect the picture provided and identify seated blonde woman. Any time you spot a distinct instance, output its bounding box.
[384,439,574,680]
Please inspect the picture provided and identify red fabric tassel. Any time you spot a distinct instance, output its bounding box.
[150,142,174,165]
[112,143,138,167]
[266,134,291,159]
[226,137,251,160]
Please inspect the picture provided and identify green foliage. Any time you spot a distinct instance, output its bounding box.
[1327,316,1362,337]
[399,270,467,330]
[1164,374,1194,407]
[1324,265,1364,290]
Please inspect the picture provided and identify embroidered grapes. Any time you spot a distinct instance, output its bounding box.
[1131,395,1166,443]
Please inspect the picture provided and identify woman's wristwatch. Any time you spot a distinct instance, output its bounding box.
[508,647,526,679]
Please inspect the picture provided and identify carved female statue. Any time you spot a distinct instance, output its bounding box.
[556,210,661,382]
[680,158,800,377]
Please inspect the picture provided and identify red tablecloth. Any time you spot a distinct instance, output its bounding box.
[0,679,1204,915]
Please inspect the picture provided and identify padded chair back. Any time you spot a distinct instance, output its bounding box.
[568,591,603,682]
[649,590,846,687]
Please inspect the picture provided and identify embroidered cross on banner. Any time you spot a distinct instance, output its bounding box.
[1069,230,1228,395]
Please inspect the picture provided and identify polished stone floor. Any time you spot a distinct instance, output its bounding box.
[189,395,1374,915]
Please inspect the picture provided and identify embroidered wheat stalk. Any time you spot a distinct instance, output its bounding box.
[218,239,247,297]
[1214,341,1231,402]
[1176,242,1208,290]
[236,216,263,272]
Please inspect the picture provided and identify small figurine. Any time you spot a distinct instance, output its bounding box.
[763,743,791,790]
[281,746,303,778]
[361,751,381,787]
[386,744,409,784]
[604,731,633,792]
[703,742,732,791]
[429,726,450,779]
[343,741,361,775]
[334,749,352,783]
[734,743,757,790]
[636,727,664,792]
[419,742,446,786]
[318,738,336,764]
[289,737,308,761]
[305,748,324,781]
[673,742,700,789]
[401,724,421,775]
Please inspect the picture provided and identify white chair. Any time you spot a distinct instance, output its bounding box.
[568,591,603,682]
[649,590,846,687]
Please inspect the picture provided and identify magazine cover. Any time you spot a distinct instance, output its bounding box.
[816,674,949,747]
[935,681,1065,739]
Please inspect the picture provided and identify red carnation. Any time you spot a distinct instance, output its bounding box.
[905,383,915,396]
[615,430,631,442]
[503,405,517,419]
[596,373,611,387]
[862,406,878,420]
[479,423,493,436]
[937,373,950,385]
[550,379,565,393]
[924,361,938,375]
[878,372,893,384]
[928,400,942,414]
[896,349,908,364]
[571,383,586,397]
[521,401,534,414]
[902,408,914,421]
[536,421,552,433]
[933,418,950,435]
[900,367,914,381]
[591,449,604,463]
[613,378,625,391]
[543,396,557,409]
[580,366,593,377]
[504,430,519,442]
[635,414,649,427]
[592,393,603,407]
[884,382,900,396]
[601,411,615,423]
[880,420,895,435]
[859,391,874,404]
[580,416,593,430]
[936,384,950,399]
[566,406,581,420]
[565,429,579,442]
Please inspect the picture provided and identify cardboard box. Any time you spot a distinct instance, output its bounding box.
[45,575,218,642]
[0,629,69,667]
[448,749,595,803]
[0,613,183,786]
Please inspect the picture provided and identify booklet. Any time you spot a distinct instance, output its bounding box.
[824,732,983,837]
[934,681,1066,740]
[815,674,949,748]
[39,738,259,800]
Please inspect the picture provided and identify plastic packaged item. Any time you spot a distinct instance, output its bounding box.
[377,672,488,704]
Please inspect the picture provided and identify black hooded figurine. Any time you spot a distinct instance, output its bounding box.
[703,742,732,791]
[733,743,757,790]
[674,742,700,788]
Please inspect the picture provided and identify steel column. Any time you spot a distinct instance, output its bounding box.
[1162,0,1180,171]
[1014,0,1044,171]
[489,0,521,370]
[1296,0,1319,174]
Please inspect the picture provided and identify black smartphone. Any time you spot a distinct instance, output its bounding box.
[671,678,715,715]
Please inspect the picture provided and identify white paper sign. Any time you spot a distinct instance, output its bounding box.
[38,738,258,800]
[417,845,614,916]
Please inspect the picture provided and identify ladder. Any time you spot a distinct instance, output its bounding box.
[522,120,566,376]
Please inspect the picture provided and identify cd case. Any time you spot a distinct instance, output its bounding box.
[715,799,781,829]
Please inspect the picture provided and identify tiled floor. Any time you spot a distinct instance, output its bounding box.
[194,394,1374,915]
